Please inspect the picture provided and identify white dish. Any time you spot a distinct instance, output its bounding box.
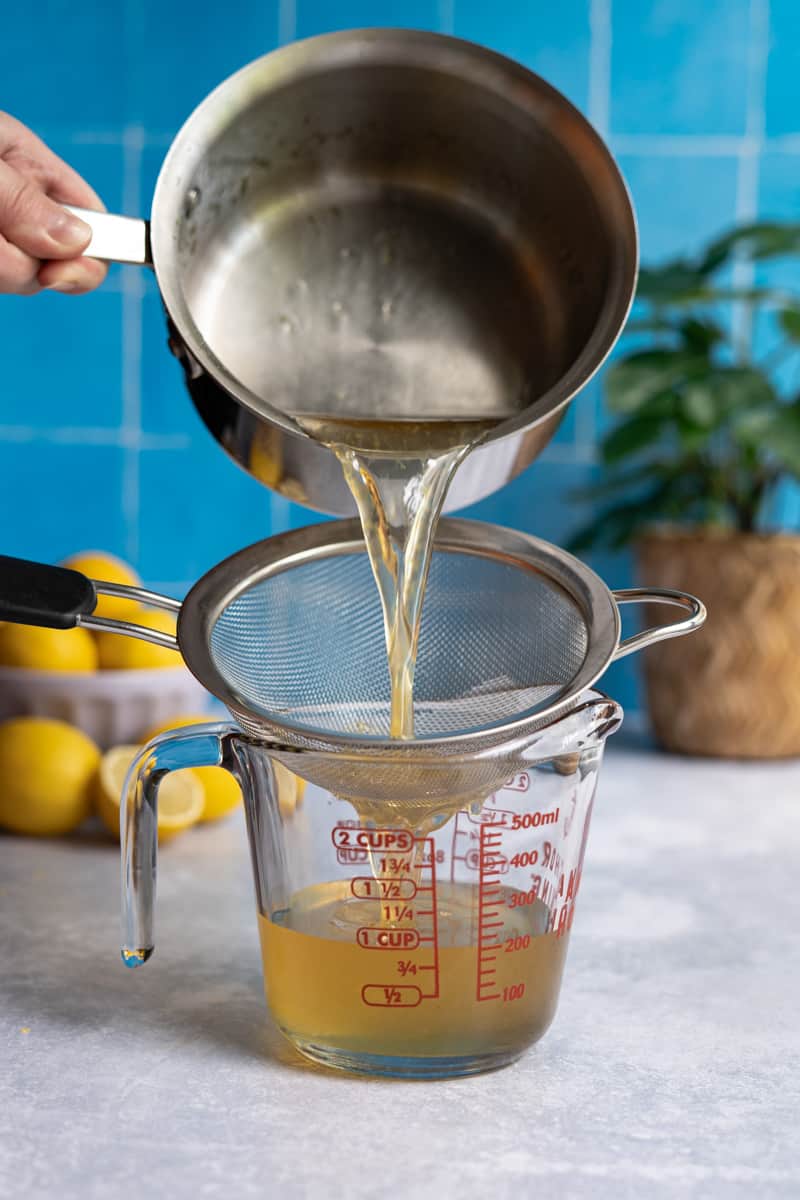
[0,665,211,749]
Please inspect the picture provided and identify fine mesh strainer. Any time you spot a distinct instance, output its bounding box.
[0,519,704,803]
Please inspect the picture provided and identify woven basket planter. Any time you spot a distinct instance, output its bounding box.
[636,529,800,758]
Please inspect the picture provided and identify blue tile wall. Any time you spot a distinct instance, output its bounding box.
[296,0,441,38]
[1,0,798,721]
[764,0,800,137]
[610,0,751,136]
[451,0,592,112]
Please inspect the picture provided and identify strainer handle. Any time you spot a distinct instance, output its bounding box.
[612,588,706,660]
[0,554,180,647]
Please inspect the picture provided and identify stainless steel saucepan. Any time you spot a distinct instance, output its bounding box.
[67,29,638,514]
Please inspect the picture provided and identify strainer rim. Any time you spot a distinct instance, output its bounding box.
[177,517,622,748]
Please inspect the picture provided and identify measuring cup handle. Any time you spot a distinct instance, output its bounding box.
[611,587,706,661]
[121,723,241,968]
[64,205,152,266]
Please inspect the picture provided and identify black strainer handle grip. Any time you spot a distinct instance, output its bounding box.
[0,555,97,629]
[0,554,181,647]
[612,587,706,660]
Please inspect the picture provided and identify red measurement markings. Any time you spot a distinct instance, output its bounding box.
[362,985,421,1007]
[332,827,413,852]
[476,824,506,1002]
[451,804,512,881]
[357,927,421,950]
[465,847,508,873]
[466,807,514,827]
[357,835,440,1008]
[350,877,417,900]
[425,835,440,1000]
[382,904,415,922]
[336,846,369,865]
[510,808,559,831]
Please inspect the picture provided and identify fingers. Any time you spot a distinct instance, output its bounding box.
[0,113,108,295]
[0,157,92,262]
[0,232,40,294]
[37,255,107,294]
[0,230,107,295]
[0,111,105,211]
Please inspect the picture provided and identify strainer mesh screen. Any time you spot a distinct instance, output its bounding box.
[208,547,589,740]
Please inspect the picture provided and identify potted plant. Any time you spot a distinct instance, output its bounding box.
[570,222,800,757]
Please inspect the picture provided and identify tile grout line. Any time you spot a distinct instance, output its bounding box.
[0,426,190,449]
[732,0,770,351]
[612,134,755,156]
[588,0,612,140]
[121,125,146,565]
[438,0,455,35]
[581,0,613,453]
[278,0,296,45]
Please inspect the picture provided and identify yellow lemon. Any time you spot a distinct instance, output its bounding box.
[273,761,307,818]
[0,622,97,672]
[94,744,204,842]
[95,609,182,670]
[0,717,100,836]
[142,714,243,823]
[61,552,142,622]
[248,424,283,488]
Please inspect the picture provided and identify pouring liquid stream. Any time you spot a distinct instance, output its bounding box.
[300,417,501,919]
[302,415,499,835]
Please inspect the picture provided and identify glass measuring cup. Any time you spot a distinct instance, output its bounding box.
[122,692,621,1079]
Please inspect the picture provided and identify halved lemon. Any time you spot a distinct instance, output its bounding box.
[94,745,204,842]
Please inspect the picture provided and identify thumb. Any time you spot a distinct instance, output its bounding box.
[0,158,92,261]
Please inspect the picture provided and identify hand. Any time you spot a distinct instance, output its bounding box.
[0,112,107,295]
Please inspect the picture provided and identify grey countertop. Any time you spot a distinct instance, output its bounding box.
[1,746,798,1199]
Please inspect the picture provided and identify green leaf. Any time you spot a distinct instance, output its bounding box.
[699,222,800,275]
[758,401,800,477]
[732,406,774,448]
[624,316,680,336]
[601,413,669,464]
[778,307,800,342]
[567,475,708,551]
[571,463,671,501]
[605,350,706,413]
[679,317,725,355]
[680,382,717,428]
[715,367,776,410]
[567,503,649,552]
[636,261,707,303]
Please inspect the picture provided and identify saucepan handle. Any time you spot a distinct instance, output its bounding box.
[611,587,706,661]
[0,555,178,646]
[64,205,152,266]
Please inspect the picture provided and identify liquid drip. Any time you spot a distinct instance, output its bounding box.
[259,880,568,1062]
